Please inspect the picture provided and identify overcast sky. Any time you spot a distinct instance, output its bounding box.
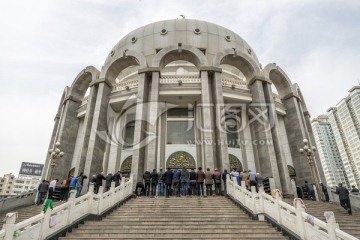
[0,0,359,177]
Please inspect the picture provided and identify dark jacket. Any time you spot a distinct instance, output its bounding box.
[180,169,190,182]
[105,174,113,188]
[336,186,350,200]
[143,171,151,183]
[113,172,121,186]
[173,170,180,183]
[213,171,221,184]
[196,170,205,183]
[96,174,106,186]
[222,171,228,182]
[164,170,173,185]
[150,171,158,183]
[38,182,49,193]
[189,171,197,182]
[77,174,87,187]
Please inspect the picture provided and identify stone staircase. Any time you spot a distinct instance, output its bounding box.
[0,201,61,229]
[60,197,288,239]
[285,199,360,239]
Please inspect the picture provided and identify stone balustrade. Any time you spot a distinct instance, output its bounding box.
[227,176,358,240]
[0,191,37,214]
[221,78,249,90]
[0,175,133,240]
[160,75,201,84]
[113,79,139,91]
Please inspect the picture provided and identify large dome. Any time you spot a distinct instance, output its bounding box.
[104,18,260,68]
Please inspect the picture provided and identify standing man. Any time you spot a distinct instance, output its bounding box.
[350,185,359,195]
[48,179,58,200]
[157,168,165,197]
[76,172,87,197]
[143,170,151,197]
[222,169,228,195]
[196,167,205,197]
[180,167,190,197]
[248,170,257,191]
[113,171,122,187]
[69,175,77,193]
[319,182,330,202]
[172,169,180,197]
[240,171,248,189]
[37,180,49,205]
[205,168,213,197]
[230,168,240,186]
[95,172,106,194]
[212,168,221,196]
[189,168,197,197]
[150,169,158,197]
[105,172,114,192]
[164,167,173,198]
[336,183,352,215]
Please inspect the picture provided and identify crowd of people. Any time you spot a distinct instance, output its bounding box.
[134,167,263,198]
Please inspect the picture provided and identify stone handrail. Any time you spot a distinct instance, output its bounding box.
[0,175,133,240]
[227,177,358,240]
[328,187,360,209]
[113,79,139,91]
[0,190,37,213]
[222,78,249,90]
[160,75,200,84]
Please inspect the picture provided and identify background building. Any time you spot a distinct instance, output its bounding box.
[0,173,40,196]
[311,115,349,188]
[326,86,360,188]
[43,18,325,195]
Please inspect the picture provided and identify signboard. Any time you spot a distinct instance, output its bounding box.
[19,162,44,177]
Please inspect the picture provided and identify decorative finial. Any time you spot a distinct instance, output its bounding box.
[180,15,185,19]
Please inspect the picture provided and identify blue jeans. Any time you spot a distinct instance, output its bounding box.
[76,186,82,197]
[173,182,180,196]
[157,182,164,196]
[181,181,188,196]
[223,182,227,195]
[37,192,46,205]
[197,183,204,196]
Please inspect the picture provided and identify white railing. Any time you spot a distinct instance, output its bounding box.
[160,75,201,84]
[222,78,249,90]
[0,175,133,240]
[226,176,358,240]
[113,79,139,91]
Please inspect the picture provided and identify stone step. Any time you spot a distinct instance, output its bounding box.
[79,224,270,229]
[60,237,286,240]
[61,233,286,238]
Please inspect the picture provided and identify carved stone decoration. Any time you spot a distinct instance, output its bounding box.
[166,151,196,169]
[120,155,132,173]
[288,165,296,178]
[229,154,243,172]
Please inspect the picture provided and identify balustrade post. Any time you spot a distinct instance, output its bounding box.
[274,192,282,224]
[67,190,76,224]
[232,177,236,199]
[40,209,51,240]
[324,211,339,240]
[97,186,104,214]
[87,184,95,214]
[313,184,319,201]
[3,212,17,240]
[294,198,306,239]
[257,190,265,221]
[251,186,257,214]
[110,182,116,205]
[291,179,298,198]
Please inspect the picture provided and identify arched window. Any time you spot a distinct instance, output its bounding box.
[225,112,240,148]
[123,114,135,149]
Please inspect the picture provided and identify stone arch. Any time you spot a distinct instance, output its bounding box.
[229,154,243,172]
[152,45,207,70]
[166,151,196,169]
[101,50,147,85]
[288,165,296,179]
[213,49,261,80]
[120,155,132,173]
[263,63,293,98]
[68,66,100,101]
[293,83,309,112]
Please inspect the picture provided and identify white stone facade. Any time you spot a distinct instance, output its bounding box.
[43,19,324,195]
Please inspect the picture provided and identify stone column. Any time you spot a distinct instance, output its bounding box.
[52,96,82,181]
[83,80,112,180]
[249,78,281,190]
[200,70,215,171]
[131,72,149,185]
[212,71,229,171]
[263,83,291,194]
[282,94,312,186]
[145,71,160,171]
[74,86,98,177]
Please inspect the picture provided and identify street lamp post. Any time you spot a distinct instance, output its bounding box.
[299,139,322,201]
[47,142,64,182]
